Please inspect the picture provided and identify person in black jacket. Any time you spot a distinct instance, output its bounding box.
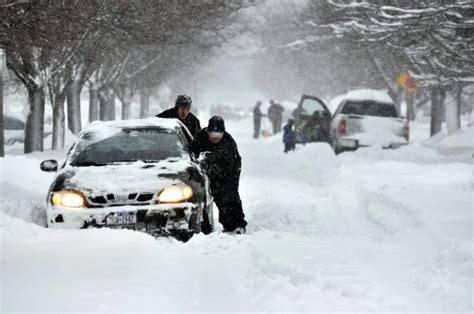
[268,100,284,134]
[191,116,247,234]
[282,118,296,153]
[253,101,264,139]
[156,95,201,137]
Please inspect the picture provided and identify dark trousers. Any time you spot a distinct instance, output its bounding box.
[253,121,261,139]
[272,118,282,134]
[284,142,296,153]
[212,182,247,231]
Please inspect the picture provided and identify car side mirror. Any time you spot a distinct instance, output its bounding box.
[40,159,58,172]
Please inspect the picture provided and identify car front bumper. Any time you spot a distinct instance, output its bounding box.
[47,203,202,237]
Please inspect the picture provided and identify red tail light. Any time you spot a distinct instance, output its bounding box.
[403,123,410,141]
[338,119,346,135]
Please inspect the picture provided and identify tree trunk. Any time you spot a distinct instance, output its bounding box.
[139,88,150,118]
[406,91,416,121]
[108,93,116,121]
[52,94,66,150]
[24,87,45,153]
[445,88,461,136]
[455,84,462,129]
[430,87,446,137]
[89,85,99,122]
[0,52,4,157]
[66,80,82,135]
[121,100,131,120]
[99,88,115,121]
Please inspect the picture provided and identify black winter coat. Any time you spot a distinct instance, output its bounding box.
[191,128,242,188]
[253,106,263,123]
[156,108,201,137]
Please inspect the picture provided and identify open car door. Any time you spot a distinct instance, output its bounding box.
[293,95,332,143]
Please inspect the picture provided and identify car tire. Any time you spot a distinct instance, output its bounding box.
[332,141,341,155]
[188,212,201,234]
[200,206,214,235]
[174,230,194,242]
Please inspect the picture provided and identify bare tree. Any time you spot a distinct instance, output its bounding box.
[321,0,474,135]
[0,49,4,157]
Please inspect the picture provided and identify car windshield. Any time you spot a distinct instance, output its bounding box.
[69,127,187,166]
[341,101,398,117]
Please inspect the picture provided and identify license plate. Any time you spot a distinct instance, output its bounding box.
[106,212,137,225]
[340,138,358,148]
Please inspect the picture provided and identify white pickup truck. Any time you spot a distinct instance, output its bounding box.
[330,90,409,154]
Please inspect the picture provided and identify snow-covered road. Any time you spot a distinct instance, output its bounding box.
[1,118,472,312]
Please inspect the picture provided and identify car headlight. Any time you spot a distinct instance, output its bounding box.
[158,185,193,203]
[51,191,86,208]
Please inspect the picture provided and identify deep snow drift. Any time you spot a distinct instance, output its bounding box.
[1,117,472,312]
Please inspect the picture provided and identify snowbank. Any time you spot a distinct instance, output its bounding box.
[1,116,472,312]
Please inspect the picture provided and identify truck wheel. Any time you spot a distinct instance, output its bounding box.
[332,141,341,155]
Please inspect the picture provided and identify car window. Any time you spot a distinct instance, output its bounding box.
[300,98,327,116]
[4,116,25,130]
[70,127,187,166]
[341,101,398,117]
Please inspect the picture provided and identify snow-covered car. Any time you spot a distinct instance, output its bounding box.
[4,115,26,145]
[330,89,409,154]
[40,118,214,241]
[293,95,332,143]
[4,114,53,145]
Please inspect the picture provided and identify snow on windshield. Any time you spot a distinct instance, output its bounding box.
[69,118,188,166]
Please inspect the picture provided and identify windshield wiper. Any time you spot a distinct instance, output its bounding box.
[109,159,137,164]
[141,159,163,163]
[71,161,107,167]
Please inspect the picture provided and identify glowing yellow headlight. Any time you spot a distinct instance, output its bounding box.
[158,185,193,203]
[51,191,85,208]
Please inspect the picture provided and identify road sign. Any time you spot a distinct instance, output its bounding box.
[397,72,417,93]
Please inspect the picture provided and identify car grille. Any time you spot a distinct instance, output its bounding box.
[88,192,155,207]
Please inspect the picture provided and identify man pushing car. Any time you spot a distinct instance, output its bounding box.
[191,116,247,234]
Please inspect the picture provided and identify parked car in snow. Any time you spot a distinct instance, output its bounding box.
[40,118,214,241]
[4,114,53,145]
[209,104,249,121]
[4,115,26,145]
[330,89,409,154]
[292,95,332,143]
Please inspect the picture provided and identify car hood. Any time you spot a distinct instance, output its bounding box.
[55,159,195,196]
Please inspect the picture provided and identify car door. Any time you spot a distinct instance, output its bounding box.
[293,95,332,143]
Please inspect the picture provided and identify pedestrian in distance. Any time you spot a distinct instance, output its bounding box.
[253,101,264,139]
[283,118,296,153]
[267,100,284,134]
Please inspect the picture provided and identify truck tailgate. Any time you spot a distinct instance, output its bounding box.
[344,115,408,147]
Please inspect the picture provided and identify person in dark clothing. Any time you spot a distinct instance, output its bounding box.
[156,95,201,137]
[253,101,263,139]
[191,116,247,234]
[268,100,284,134]
[283,118,296,153]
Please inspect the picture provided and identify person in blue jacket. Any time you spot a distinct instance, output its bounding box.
[283,118,296,153]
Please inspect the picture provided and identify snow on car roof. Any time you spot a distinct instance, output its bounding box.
[77,118,187,146]
[329,89,394,113]
[83,117,182,133]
